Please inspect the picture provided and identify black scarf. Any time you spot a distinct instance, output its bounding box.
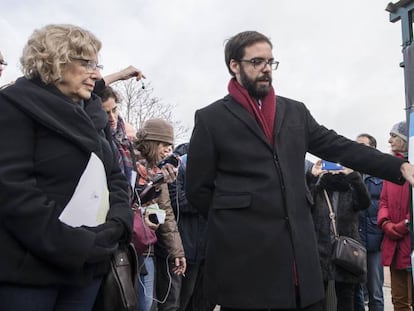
[1,77,108,158]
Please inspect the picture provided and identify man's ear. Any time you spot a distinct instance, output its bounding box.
[229,59,240,76]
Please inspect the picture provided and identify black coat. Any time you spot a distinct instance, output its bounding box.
[186,94,405,309]
[0,77,133,286]
[168,155,208,264]
[309,172,370,283]
[358,175,383,252]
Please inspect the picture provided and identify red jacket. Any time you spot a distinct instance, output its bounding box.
[377,154,411,269]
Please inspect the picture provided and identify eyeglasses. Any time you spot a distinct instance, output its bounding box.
[72,58,103,72]
[0,60,7,66]
[239,58,279,71]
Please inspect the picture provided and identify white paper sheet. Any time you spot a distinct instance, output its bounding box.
[59,152,109,227]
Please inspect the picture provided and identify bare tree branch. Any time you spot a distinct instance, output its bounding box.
[112,80,189,141]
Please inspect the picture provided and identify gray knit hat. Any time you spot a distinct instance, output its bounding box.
[136,118,174,144]
[390,121,407,142]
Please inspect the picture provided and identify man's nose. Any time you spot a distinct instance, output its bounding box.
[262,62,272,73]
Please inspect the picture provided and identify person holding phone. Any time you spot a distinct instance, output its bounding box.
[133,118,186,311]
[307,161,370,311]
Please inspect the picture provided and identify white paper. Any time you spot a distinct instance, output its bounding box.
[59,152,109,227]
[130,170,137,189]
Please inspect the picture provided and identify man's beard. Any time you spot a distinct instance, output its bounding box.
[240,67,272,99]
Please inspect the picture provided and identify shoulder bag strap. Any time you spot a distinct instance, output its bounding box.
[323,189,339,239]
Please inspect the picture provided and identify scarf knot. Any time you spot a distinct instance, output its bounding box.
[227,78,276,145]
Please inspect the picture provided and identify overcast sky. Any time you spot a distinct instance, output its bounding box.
[0,0,408,155]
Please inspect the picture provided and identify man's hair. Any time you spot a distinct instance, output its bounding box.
[357,133,377,148]
[20,24,101,84]
[224,31,272,77]
[100,86,120,104]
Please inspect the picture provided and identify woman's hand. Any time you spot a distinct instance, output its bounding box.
[341,166,354,175]
[172,257,187,275]
[160,163,178,184]
[311,160,323,177]
[144,211,160,231]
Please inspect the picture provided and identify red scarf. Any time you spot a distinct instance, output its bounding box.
[228,78,276,145]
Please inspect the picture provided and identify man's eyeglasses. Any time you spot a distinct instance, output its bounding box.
[239,58,279,71]
[0,60,8,66]
[72,58,104,73]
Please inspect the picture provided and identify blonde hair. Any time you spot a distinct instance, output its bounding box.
[20,24,102,84]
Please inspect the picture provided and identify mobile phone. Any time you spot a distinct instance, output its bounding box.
[321,160,343,171]
[148,213,159,224]
[146,205,166,224]
[157,153,180,169]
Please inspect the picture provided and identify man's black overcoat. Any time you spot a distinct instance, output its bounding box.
[186,94,404,309]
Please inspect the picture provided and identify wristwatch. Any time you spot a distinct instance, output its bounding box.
[405,219,410,228]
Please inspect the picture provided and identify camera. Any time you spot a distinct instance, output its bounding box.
[146,204,166,224]
[157,153,180,169]
[321,160,343,171]
[148,213,159,224]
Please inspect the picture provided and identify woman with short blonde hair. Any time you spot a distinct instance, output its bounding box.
[21,24,101,84]
[0,24,132,311]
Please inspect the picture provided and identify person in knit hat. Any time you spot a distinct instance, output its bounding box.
[378,120,411,310]
[133,118,186,311]
[389,121,408,151]
[137,118,174,145]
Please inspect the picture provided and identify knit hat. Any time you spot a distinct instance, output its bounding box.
[390,121,407,142]
[136,118,174,144]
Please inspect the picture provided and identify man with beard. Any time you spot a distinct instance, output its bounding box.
[185,30,414,311]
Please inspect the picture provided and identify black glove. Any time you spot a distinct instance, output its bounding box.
[84,221,123,263]
[86,242,118,264]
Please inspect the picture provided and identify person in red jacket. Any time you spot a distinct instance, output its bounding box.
[377,121,412,311]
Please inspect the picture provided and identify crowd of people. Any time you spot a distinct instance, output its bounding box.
[0,24,414,311]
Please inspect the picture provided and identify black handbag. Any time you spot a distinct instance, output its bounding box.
[323,190,367,276]
[93,243,138,311]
